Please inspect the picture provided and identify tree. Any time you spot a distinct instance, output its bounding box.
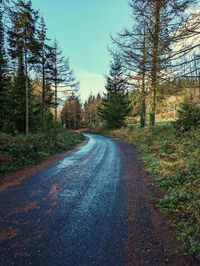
[48,40,79,127]
[8,0,40,133]
[113,23,149,128]
[116,0,195,127]
[83,93,102,129]
[61,93,81,130]
[36,16,54,131]
[99,54,131,128]
[0,0,9,131]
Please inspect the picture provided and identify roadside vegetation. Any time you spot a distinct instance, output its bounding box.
[0,130,84,179]
[106,105,200,255]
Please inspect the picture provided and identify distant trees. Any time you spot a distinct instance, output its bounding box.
[61,93,81,130]
[83,93,102,129]
[0,0,79,134]
[99,54,131,128]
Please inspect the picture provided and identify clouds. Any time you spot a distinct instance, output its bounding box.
[77,69,106,102]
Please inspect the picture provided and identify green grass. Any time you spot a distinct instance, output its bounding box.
[107,123,200,255]
[0,129,85,179]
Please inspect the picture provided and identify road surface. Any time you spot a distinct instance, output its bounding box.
[0,134,197,266]
[0,134,126,266]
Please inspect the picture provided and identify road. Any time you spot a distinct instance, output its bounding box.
[0,134,126,266]
[0,134,197,266]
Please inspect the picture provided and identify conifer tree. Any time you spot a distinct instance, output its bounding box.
[8,0,39,133]
[113,23,149,128]
[0,1,9,131]
[83,93,102,129]
[48,40,79,126]
[99,54,131,128]
[61,93,81,130]
[36,16,54,131]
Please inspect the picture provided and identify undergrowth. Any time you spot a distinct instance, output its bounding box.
[108,123,200,256]
[0,129,85,179]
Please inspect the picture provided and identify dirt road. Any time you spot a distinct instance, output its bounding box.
[0,134,197,265]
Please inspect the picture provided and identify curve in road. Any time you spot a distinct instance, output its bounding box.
[0,134,126,266]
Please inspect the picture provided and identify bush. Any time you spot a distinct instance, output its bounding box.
[0,130,85,179]
[172,101,200,132]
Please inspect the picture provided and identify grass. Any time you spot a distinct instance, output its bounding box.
[0,129,85,179]
[107,123,200,256]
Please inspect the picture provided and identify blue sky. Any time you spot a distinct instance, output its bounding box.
[33,0,132,101]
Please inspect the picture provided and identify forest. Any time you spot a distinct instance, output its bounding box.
[0,0,200,258]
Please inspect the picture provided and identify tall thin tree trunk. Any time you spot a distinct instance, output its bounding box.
[25,45,29,134]
[140,27,147,128]
[150,0,160,126]
[42,52,45,132]
[141,73,146,128]
[55,81,57,126]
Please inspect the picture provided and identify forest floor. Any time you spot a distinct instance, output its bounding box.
[0,133,198,265]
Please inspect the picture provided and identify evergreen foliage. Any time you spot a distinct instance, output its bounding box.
[99,54,131,128]
[8,0,40,133]
[0,0,79,134]
[83,93,102,129]
[61,93,82,130]
[0,3,9,131]
[172,101,200,132]
[47,40,79,125]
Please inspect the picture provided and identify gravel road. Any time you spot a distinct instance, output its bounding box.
[0,134,197,266]
[0,134,126,266]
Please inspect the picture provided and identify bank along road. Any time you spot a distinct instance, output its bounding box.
[0,134,126,266]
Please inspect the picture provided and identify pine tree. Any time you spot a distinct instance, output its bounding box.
[0,1,9,131]
[36,16,54,131]
[61,93,81,130]
[113,23,149,128]
[83,94,102,129]
[48,40,79,126]
[8,0,40,133]
[99,54,131,128]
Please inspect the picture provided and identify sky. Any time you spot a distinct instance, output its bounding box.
[32,0,132,101]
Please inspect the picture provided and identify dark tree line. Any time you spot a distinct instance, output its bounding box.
[0,0,79,134]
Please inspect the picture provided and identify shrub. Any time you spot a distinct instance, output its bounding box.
[172,101,200,132]
[0,130,85,179]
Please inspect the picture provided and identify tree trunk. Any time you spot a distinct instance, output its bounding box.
[150,0,161,126]
[55,81,57,127]
[140,27,147,128]
[25,45,29,134]
[41,48,45,132]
